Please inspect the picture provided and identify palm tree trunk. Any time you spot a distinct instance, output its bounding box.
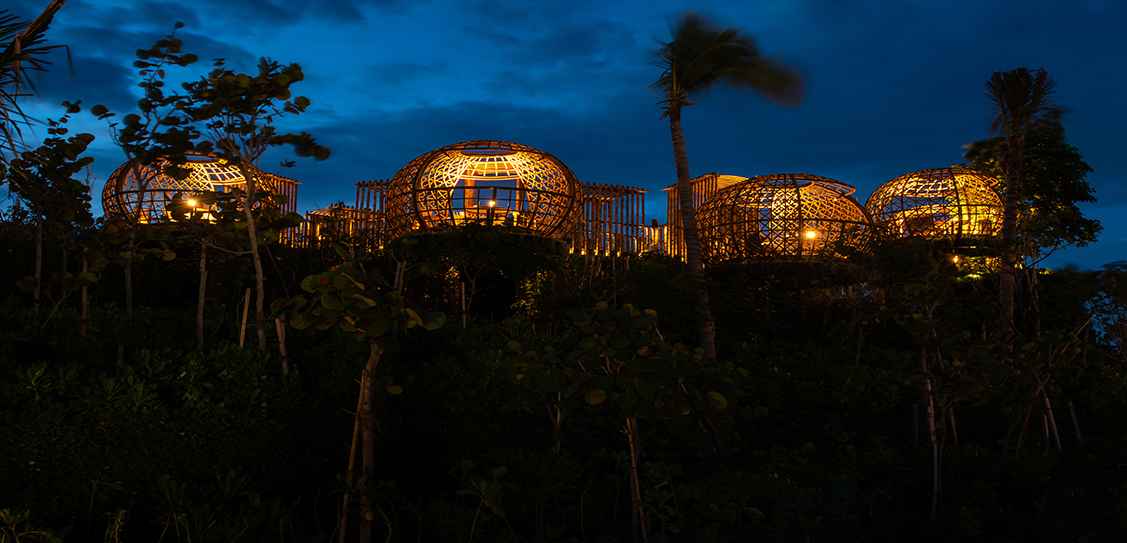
[237,162,268,351]
[196,239,208,351]
[1000,130,1024,350]
[668,107,717,361]
[33,220,42,315]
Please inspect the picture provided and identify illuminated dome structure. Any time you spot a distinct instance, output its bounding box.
[101,154,299,223]
[697,173,872,263]
[384,140,581,240]
[865,167,1002,244]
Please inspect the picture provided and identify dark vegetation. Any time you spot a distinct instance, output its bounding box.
[2,6,1124,543]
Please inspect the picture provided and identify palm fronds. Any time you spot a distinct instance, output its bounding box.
[655,12,803,114]
[0,0,68,158]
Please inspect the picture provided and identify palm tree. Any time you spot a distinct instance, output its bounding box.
[656,13,804,360]
[986,67,1056,345]
[0,0,67,158]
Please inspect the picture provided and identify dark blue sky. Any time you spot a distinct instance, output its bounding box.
[12,0,1125,268]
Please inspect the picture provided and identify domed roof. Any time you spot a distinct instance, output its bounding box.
[865,167,1002,243]
[102,154,246,223]
[384,140,581,240]
[102,154,298,224]
[697,173,872,263]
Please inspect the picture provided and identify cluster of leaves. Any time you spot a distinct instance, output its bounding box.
[965,110,1101,257]
[278,259,444,340]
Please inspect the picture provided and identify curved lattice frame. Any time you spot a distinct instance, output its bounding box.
[102,154,299,224]
[697,173,873,263]
[384,140,581,241]
[865,167,1002,244]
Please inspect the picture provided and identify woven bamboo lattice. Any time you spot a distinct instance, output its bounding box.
[102,154,299,224]
[663,173,750,258]
[865,167,1002,244]
[384,141,581,241]
[696,173,872,263]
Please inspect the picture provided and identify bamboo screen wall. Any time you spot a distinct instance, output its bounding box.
[571,182,647,256]
[865,167,1002,244]
[696,174,872,263]
[353,179,390,250]
[291,203,380,248]
[102,154,299,225]
[663,173,749,258]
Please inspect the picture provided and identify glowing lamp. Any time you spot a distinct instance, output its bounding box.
[186,197,199,208]
[803,229,819,240]
[487,200,497,208]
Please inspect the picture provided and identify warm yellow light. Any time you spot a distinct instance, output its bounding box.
[186,198,199,208]
[951,255,960,264]
[487,200,497,208]
[803,229,819,240]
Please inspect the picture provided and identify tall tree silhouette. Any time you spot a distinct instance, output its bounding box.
[656,13,803,360]
[986,68,1056,345]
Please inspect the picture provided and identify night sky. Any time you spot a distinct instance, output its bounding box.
[9,0,1125,268]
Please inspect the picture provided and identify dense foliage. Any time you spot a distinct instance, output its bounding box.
[3,229,1127,542]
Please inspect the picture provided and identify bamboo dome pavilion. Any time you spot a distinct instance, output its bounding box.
[696,173,873,263]
[383,140,582,241]
[865,167,1002,245]
[101,154,299,224]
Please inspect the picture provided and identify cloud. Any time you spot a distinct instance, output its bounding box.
[29,54,135,112]
[369,61,451,87]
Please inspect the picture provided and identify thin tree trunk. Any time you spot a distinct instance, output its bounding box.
[238,162,268,351]
[460,280,467,330]
[1069,400,1085,446]
[625,416,648,543]
[668,107,717,361]
[357,342,382,543]
[125,230,135,321]
[948,407,959,448]
[921,349,939,521]
[275,317,289,375]
[79,252,88,337]
[340,368,369,543]
[33,220,43,315]
[239,287,251,348]
[196,240,208,351]
[1043,392,1062,452]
